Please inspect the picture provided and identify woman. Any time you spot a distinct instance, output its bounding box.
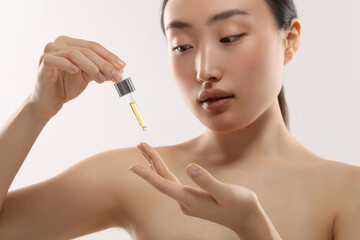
[0,0,359,239]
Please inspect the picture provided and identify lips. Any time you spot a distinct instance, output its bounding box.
[198,89,234,103]
[198,89,234,111]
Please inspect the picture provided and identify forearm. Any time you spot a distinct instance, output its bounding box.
[235,200,282,240]
[0,94,50,210]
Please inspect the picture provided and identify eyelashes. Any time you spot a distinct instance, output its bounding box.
[172,45,192,52]
[219,33,246,43]
[171,33,246,53]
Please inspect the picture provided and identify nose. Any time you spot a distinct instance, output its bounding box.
[195,45,222,84]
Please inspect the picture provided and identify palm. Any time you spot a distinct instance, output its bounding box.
[131,143,259,233]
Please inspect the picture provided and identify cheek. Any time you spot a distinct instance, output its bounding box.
[168,53,197,107]
[229,33,284,114]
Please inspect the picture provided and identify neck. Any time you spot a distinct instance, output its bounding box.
[194,100,299,166]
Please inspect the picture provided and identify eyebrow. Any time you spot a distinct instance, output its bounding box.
[165,8,250,31]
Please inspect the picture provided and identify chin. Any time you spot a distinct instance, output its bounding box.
[199,112,254,132]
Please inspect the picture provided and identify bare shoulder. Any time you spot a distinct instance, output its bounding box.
[314,158,360,188]
[309,157,360,196]
[313,158,360,239]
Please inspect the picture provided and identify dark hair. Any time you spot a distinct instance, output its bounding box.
[160,0,298,129]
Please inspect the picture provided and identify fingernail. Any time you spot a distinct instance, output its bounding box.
[137,143,145,152]
[97,72,105,82]
[71,64,79,73]
[119,69,124,78]
[116,58,126,66]
[112,70,121,81]
[188,165,200,178]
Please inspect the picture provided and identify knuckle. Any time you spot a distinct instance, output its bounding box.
[42,55,51,65]
[88,41,114,59]
[67,49,80,59]
[44,42,54,53]
[87,40,100,49]
[102,63,114,74]
[54,35,68,42]
[91,66,100,75]
[81,48,93,56]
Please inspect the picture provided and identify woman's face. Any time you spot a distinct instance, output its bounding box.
[164,0,287,132]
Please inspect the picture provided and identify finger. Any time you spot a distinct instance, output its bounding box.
[41,41,124,79]
[56,49,105,83]
[137,142,180,184]
[54,35,126,69]
[131,164,218,215]
[82,71,96,84]
[42,55,79,74]
[185,164,228,201]
[147,161,157,173]
[130,165,184,200]
[180,184,218,210]
[40,42,65,66]
[43,42,68,54]
[81,48,123,82]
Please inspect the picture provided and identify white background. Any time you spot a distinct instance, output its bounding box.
[0,0,359,239]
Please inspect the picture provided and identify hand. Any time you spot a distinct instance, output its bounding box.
[29,35,126,120]
[130,142,262,235]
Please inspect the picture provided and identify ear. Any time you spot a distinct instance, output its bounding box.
[284,18,301,65]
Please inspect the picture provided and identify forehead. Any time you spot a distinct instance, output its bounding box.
[163,0,270,28]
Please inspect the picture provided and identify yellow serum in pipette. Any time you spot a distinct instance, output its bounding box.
[129,102,147,131]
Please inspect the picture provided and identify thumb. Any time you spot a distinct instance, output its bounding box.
[186,164,226,200]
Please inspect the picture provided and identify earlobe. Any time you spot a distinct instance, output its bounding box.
[284,18,301,65]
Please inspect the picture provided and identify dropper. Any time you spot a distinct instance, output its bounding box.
[114,71,147,131]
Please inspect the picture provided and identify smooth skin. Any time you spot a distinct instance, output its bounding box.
[1,0,360,239]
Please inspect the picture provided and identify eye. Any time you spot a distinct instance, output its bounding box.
[172,45,192,53]
[220,33,246,43]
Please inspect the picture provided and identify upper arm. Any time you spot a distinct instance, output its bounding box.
[0,148,139,239]
[333,164,360,240]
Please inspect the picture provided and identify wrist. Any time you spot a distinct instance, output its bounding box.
[234,199,282,240]
[24,94,54,124]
